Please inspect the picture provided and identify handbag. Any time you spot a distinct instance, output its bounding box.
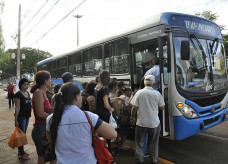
[84,112,114,164]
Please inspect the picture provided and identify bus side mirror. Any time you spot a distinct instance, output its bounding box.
[181,41,190,60]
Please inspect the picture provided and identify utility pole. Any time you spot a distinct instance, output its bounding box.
[73,14,83,46]
[16,4,21,92]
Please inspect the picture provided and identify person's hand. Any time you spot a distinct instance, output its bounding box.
[130,117,136,125]
[110,108,114,112]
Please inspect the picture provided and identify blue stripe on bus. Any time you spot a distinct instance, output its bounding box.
[173,107,228,140]
[51,79,83,91]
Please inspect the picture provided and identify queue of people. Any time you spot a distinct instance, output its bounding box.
[11,68,165,164]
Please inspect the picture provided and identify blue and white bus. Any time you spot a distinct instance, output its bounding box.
[37,12,228,140]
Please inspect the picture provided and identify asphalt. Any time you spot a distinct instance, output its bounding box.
[0,86,170,164]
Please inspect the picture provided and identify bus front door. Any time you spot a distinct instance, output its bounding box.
[158,35,170,137]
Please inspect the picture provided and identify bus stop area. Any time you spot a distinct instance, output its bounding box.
[0,87,174,164]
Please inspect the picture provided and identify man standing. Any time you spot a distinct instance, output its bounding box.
[7,81,15,108]
[62,72,73,83]
[130,75,165,164]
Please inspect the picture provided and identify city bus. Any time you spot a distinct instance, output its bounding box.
[37,12,228,140]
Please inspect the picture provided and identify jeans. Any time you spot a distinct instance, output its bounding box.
[32,125,46,156]
[17,117,29,156]
[135,124,161,163]
[8,93,14,107]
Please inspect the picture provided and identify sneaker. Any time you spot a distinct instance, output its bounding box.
[18,153,30,160]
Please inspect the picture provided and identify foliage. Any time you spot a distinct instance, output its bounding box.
[0,47,52,79]
[195,10,226,32]
[195,10,227,55]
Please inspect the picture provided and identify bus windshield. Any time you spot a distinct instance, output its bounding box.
[174,36,228,92]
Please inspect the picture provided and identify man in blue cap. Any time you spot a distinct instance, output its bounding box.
[62,72,73,83]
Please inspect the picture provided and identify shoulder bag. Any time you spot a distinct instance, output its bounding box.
[84,112,114,164]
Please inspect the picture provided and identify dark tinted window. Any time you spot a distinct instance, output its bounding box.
[104,38,129,74]
[57,57,67,68]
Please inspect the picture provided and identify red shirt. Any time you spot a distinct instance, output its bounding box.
[7,85,14,94]
[32,91,51,125]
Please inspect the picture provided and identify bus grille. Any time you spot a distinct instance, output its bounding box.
[192,93,226,107]
[203,116,220,126]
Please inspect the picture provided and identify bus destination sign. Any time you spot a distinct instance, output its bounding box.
[170,15,222,39]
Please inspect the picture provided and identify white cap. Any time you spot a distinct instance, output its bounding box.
[144,75,155,85]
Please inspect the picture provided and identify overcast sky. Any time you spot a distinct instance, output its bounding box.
[2,0,228,56]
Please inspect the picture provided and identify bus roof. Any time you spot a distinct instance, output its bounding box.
[38,12,220,65]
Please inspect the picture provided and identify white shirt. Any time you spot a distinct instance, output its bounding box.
[55,105,99,164]
[46,113,53,132]
[130,87,165,128]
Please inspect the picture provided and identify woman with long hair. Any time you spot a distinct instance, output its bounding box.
[50,82,117,163]
[14,78,31,160]
[30,70,52,164]
[95,70,114,122]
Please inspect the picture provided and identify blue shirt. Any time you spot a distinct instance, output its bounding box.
[144,65,168,90]
[55,105,101,164]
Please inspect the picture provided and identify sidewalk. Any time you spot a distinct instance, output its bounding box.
[0,88,37,164]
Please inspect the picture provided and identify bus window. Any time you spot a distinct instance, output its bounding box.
[68,52,82,76]
[57,57,67,78]
[50,61,57,78]
[105,38,129,74]
[91,46,102,75]
[83,46,102,76]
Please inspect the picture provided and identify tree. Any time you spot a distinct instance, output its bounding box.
[195,10,225,32]
[0,48,52,79]
[195,10,227,54]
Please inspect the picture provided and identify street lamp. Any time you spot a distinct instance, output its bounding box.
[73,14,83,46]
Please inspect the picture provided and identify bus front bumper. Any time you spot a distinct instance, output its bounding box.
[173,107,228,140]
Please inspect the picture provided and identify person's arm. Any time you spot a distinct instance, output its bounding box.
[130,105,138,125]
[112,101,120,114]
[103,95,114,112]
[159,106,165,110]
[96,121,117,139]
[14,97,20,127]
[88,96,96,113]
[34,90,49,119]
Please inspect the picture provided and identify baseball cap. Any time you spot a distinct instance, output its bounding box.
[62,72,73,83]
[144,75,155,85]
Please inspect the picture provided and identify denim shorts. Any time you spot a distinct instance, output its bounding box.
[32,125,46,156]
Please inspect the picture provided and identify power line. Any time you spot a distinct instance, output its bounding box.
[23,0,61,39]
[21,0,49,32]
[30,0,87,47]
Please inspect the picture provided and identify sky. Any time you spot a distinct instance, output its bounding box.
[1,0,228,56]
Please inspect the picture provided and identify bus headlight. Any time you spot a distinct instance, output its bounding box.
[176,102,198,119]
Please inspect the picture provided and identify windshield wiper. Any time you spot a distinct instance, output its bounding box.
[190,34,214,90]
[190,34,208,68]
[210,38,219,67]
